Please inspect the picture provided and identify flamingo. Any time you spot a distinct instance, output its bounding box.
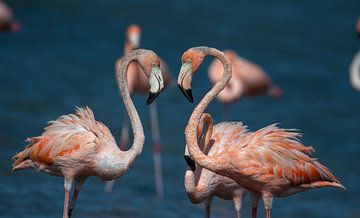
[177,46,345,218]
[356,17,360,38]
[350,18,360,91]
[207,50,281,117]
[350,50,360,91]
[12,49,164,218]
[0,0,20,33]
[184,112,247,218]
[105,24,171,198]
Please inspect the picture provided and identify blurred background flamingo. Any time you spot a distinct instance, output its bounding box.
[0,0,20,33]
[350,18,360,91]
[12,49,164,218]
[184,113,247,218]
[105,24,171,199]
[178,46,345,218]
[208,50,282,117]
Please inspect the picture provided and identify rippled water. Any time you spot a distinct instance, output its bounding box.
[1,0,359,217]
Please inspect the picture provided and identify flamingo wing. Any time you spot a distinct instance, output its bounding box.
[234,124,341,187]
[12,107,115,171]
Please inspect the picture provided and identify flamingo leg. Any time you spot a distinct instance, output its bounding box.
[63,178,73,218]
[262,193,273,218]
[68,179,86,218]
[266,209,271,218]
[149,102,164,199]
[250,192,260,218]
[104,113,129,193]
[205,197,212,218]
[233,190,244,218]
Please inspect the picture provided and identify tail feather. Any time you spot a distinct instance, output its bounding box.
[12,137,40,171]
[301,181,346,190]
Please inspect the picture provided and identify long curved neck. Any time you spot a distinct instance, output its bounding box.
[185,47,232,173]
[116,51,145,168]
[350,50,360,91]
[124,40,132,55]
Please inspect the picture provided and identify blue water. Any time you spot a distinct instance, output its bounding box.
[1,0,359,217]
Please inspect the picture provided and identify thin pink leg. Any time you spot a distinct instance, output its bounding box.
[266,209,271,218]
[150,103,164,199]
[63,179,73,218]
[204,198,212,218]
[250,192,260,218]
[68,179,85,218]
[251,207,258,218]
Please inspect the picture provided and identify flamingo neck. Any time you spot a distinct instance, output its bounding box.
[116,51,145,171]
[185,47,231,173]
[350,50,360,91]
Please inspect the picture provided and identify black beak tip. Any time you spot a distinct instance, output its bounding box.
[146,92,160,105]
[177,84,194,103]
[357,32,360,39]
[184,155,196,171]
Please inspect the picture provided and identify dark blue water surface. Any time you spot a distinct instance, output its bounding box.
[1,0,359,217]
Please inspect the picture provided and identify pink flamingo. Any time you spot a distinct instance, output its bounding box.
[356,18,360,38]
[12,49,164,218]
[350,18,360,91]
[184,113,247,218]
[207,50,281,116]
[0,0,20,33]
[105,24,171,198]
[178,46,345,218]
[350,50,360,91]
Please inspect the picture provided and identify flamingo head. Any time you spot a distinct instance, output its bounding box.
[135,49,164,105]
[126,24,141,48]
[177,48,205,103]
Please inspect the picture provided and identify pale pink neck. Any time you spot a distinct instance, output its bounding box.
[124,41,132,55]
[185,47,232,172]
[116,49,146,167]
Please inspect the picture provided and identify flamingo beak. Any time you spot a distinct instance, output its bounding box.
[184,155,196,171]
[184,146,196,171]
[177,62,194,103]
[146,65,164,105]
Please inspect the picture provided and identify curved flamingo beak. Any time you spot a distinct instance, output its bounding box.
[146,65,164,105]
[177,62,194,103]
[184,146,196,171]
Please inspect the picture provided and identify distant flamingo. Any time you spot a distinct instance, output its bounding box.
[350,50,360,91]
[0,0,20,33]
[184,113,247,218]
[350,19,360,91]
[105,24,171,199]
[178,46,345,218]
[356,18,360,38]
[12,49,164,218]
[208,50,281,116]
